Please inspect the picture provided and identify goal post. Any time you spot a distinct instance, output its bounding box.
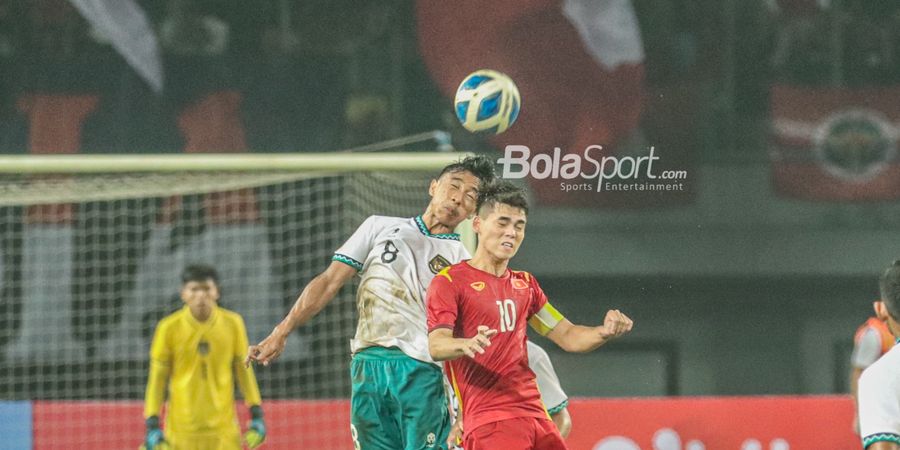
[0,151,473,449]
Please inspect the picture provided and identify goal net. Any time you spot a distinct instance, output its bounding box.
[0,152,469,449]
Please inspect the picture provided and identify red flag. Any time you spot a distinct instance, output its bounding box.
[770,84,900,201]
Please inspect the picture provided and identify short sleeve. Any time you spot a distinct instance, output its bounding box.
[527,273,549,317]
[426,269,459,333]
[853,328,884,369]
[333,216,382,271]
[149,319,171,366]
[859,359,900,448]
[527,341,568,414]
[526,274,564,336]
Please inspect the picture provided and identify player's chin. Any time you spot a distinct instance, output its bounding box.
[438,211,464,228]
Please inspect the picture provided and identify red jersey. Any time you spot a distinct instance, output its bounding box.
[426,261,564,434]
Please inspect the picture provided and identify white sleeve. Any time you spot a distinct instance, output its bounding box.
[859,361,900,448]
[527,341,568,414]
[333,216,383,271]
[852,328,884,369]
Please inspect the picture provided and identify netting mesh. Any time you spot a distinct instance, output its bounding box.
[0,169,436,449]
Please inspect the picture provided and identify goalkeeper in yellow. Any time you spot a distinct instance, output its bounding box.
[143,264,266,450]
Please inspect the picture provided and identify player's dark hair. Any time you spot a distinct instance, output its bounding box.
[879,260,900,320]
[181,264,219,285]
[476,180,528,216]
[438,154,496,184]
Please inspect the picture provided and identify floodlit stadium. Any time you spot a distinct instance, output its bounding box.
[1,1,899,449]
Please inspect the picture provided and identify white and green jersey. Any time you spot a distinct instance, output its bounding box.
[334,215,470,365]
[859,341,900,449]
[526,341,569,415]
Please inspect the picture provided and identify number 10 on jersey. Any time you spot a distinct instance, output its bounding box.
[495,299,517,332]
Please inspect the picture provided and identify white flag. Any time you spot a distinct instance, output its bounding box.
[68,0,164,93]
[562,0,645,71]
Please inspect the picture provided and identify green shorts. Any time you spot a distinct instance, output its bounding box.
[350,346,450,450]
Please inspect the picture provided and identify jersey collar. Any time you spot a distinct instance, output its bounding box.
[183,305,219,329]
[414,216,460,241]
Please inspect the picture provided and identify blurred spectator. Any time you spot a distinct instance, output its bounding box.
[158,0,235,106]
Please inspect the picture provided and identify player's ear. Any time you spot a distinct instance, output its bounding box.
[472,214,482,233]
[875,300,889,320]
[429,179,438,197]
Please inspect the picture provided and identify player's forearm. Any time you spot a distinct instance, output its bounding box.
[143,360,170,418]
[275,272,343,336]
[429,332,468,361]
[235,362,263,406]
[551,408,572,438]
[557,324,609,353]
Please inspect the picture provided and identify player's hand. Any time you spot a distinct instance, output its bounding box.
[461,325,497,358]
[141,416,169,450]
[447,417,464,448]
[598,309,633,340]
[246,330,288,367]
[244,405,266,449]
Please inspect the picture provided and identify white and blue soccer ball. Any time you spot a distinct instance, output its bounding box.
[453,69,521,135]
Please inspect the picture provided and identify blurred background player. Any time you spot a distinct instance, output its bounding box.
[851,298,895,433]
[858,261,900,450]
[427,181,633,450]
[143,264,265,450]
[447,340,571,448]
[246,156,495,450]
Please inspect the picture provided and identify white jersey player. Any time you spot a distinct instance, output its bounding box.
[859,260,900,450]
[335,215,470,364]
[859,345,900,449]
[246,155,495,450]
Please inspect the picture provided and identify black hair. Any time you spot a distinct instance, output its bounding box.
[476,180,528,216]
[879,260,900,320]
[181,264,219,285]
[438,154,496,185]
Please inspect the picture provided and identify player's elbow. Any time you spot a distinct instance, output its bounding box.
[428,336,445,361]
[428,330,453,361]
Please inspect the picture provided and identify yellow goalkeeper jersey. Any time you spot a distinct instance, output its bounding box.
[144,305,262,434]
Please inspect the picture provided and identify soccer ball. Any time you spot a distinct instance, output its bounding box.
[453,69,521,135]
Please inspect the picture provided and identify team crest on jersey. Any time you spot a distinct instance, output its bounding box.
[512,279,528,289]
[426,432,436,447]
[429,255,451,274]
[470,281,485,291]
[197,340,210,356]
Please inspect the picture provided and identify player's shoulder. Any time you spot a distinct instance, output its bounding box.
[217,307,246,324]
[862,344,900,385]
[510,269,536,283]
[362,215,407,229]
[154,308,185,334]
[160,307,186,324]
[433,261,477,283]
[857,317,886,332]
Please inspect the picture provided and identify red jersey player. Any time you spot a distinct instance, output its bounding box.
[426,181,633,450]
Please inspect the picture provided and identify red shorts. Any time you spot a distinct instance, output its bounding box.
[464,416,568,450]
